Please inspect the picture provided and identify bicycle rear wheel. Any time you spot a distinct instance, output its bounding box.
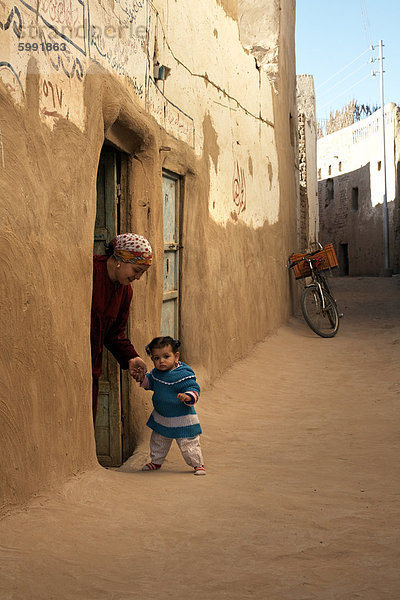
[301,285,339,338]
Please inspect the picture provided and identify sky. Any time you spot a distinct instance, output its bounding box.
[295,1,400,123]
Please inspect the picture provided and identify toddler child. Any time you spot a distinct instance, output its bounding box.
[139,336,206,476]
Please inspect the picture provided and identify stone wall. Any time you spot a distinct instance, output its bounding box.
[296,74,318,249]
[297,112,309,249]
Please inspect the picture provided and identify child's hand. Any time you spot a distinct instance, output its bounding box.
[128,357,146,382]
[177,393,191,404]
[130,365,145,383]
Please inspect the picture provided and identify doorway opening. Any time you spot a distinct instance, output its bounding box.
[94,143,132,467]
[339,243,349,276]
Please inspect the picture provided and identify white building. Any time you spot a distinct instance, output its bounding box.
[317,103,400,275]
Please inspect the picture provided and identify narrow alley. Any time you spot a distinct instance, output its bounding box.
[0,276,399,600]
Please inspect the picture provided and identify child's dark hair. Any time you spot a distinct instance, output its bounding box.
[145,336,181,355]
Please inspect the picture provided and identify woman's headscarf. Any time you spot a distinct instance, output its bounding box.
[107,233,153,266]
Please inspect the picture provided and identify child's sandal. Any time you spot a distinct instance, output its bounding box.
[141,462,162,471]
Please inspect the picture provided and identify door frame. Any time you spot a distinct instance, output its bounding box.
[118,151,133,462]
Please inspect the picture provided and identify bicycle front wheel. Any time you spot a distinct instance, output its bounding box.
[301,285,339,338]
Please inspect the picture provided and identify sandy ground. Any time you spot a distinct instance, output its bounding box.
[0,276,399,600]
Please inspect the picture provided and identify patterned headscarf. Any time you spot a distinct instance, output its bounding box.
[108,233,153,266]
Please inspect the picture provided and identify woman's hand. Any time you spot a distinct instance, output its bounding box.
[128,357,147,382]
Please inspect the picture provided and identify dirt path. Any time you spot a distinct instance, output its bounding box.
[1,277,399,600]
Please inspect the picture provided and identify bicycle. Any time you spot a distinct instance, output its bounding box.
[288,243,341,338]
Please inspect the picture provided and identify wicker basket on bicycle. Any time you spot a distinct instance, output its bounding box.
[289,243,338,279]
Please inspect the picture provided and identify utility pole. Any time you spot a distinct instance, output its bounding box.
[373,40,392,275]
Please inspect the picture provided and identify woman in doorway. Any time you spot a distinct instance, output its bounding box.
[91,233,153,423]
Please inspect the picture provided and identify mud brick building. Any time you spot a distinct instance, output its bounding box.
[0,0,298,511]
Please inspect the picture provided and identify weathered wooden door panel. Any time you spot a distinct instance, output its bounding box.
[95,149,117,254]
[161,172,180,339]
[94,146,122,467]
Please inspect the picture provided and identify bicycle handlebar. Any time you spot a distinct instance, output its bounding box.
[309,241,323,251]
[288,255,316,269]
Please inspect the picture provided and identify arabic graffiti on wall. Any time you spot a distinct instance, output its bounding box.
[232,161,246,214]
[89,0,147,99]
[41,77,63,118]
[0,0,195,144]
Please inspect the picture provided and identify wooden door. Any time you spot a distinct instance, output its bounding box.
[94,146,128,467]
[161,171,181,339]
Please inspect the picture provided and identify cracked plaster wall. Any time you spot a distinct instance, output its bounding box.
[237,0,281,88]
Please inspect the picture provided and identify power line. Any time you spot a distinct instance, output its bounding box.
[318,74,371,112]
[316,48,370,91]
[318,60,369,99]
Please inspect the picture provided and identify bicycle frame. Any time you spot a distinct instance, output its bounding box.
[304,259,327,307]
[288,249,340,338]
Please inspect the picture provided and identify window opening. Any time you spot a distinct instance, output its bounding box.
[351,187,359,211]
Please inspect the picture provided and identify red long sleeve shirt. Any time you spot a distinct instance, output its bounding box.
[91,255,139,379]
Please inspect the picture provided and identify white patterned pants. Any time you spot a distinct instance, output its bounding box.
[150,431,204,468]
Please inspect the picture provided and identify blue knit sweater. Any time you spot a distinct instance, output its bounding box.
[145,362,202,439]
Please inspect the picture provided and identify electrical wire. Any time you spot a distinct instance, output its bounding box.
[316,48,370,91]
[148,0,273,128]
[318,74,372,112]
[318,60,369,99]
